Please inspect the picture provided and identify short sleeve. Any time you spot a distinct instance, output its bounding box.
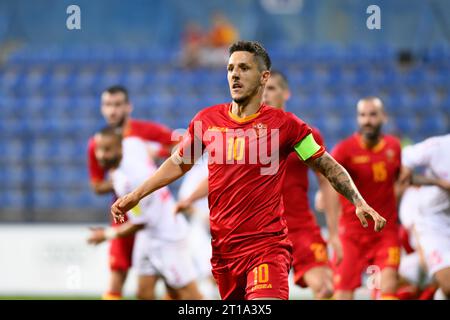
[87,137,106,183]
[284,113,313,150]
[402,137,437,169]
[129,120,174,145]
[311,127,325,148]
[177,112,205,163]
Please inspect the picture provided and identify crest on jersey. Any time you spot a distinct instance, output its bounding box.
[386,149,395,162]
[253,122,267,137]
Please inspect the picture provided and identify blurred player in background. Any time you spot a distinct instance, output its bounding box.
[177,153,220,299]
[88,127,202,300]
[401,134,450,299]
[396,184,437,300]
[262,71,334,299]
[87,85,174,299]
[111,41,386,300]
[328,97,402,300]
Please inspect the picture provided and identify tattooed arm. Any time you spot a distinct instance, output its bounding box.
[305,152,387,232]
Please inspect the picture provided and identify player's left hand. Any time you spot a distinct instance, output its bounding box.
[87,227,106,245]
[355,201,386,232]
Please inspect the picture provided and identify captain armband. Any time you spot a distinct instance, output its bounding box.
[294,133,322,161]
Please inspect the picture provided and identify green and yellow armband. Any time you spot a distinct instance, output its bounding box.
[294,133,321,161]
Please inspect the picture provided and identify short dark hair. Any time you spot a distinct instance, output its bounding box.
[97,126,123,143]
[103,85,129,102]
[229,40,271,71]
[270,70,289,89]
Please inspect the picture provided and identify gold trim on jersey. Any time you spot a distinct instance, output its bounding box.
[228,110,261,123]
[352,155,370,164]
[208,126,229,132]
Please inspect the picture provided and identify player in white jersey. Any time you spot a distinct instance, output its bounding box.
[87,127,203,300]
[396,185,437,299]
[401,134,450,299]
[177,153,220,299]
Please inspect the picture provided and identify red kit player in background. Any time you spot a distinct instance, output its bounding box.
[111,41,386,300]
[328,97,402,300]
[87,85,174,299]
[262,71,335,299]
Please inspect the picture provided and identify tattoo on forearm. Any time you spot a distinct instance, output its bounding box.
[309,153,363,205]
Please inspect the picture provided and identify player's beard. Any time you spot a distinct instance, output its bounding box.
[232,85,260,105]
[99,156,121,169]
[114,115,127,129]
[107,114,127,129]
[360,124,382,142]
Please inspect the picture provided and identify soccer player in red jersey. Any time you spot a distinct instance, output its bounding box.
[328,97,402,300]
[87,85,174,299]
[111,41,386,300]
[262,71,334,299]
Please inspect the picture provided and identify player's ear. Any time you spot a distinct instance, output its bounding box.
[284,89,291,102]
[382,110,388,124]
[127,102,133,114]
[261,70,271,85]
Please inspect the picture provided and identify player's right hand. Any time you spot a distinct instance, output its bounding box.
[111,192,140,223]
[355,201,387,232]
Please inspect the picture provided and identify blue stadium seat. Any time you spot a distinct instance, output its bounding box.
[419,114,448,136]
[337,118,358,137]
[404,68,425,87]
[33,189,64,209]
[1,190,26,209]
[0,139,25,163]
[2,165,26,188]
[410,91,439,114]
[426,44,450,63]
[394,117,419,136]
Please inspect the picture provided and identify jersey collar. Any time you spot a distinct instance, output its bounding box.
[227,103,263,123]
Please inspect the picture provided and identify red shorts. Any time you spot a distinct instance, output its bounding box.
[108,211,135,271]
[333,228,400,291]
[211,243,292,300]
[289,225,329,287]
[109,235,135,272]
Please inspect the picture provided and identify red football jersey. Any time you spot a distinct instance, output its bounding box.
[283,127,325,231]
[178,103,324,258]
[87,118,173,183]
[331,133,401,234]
